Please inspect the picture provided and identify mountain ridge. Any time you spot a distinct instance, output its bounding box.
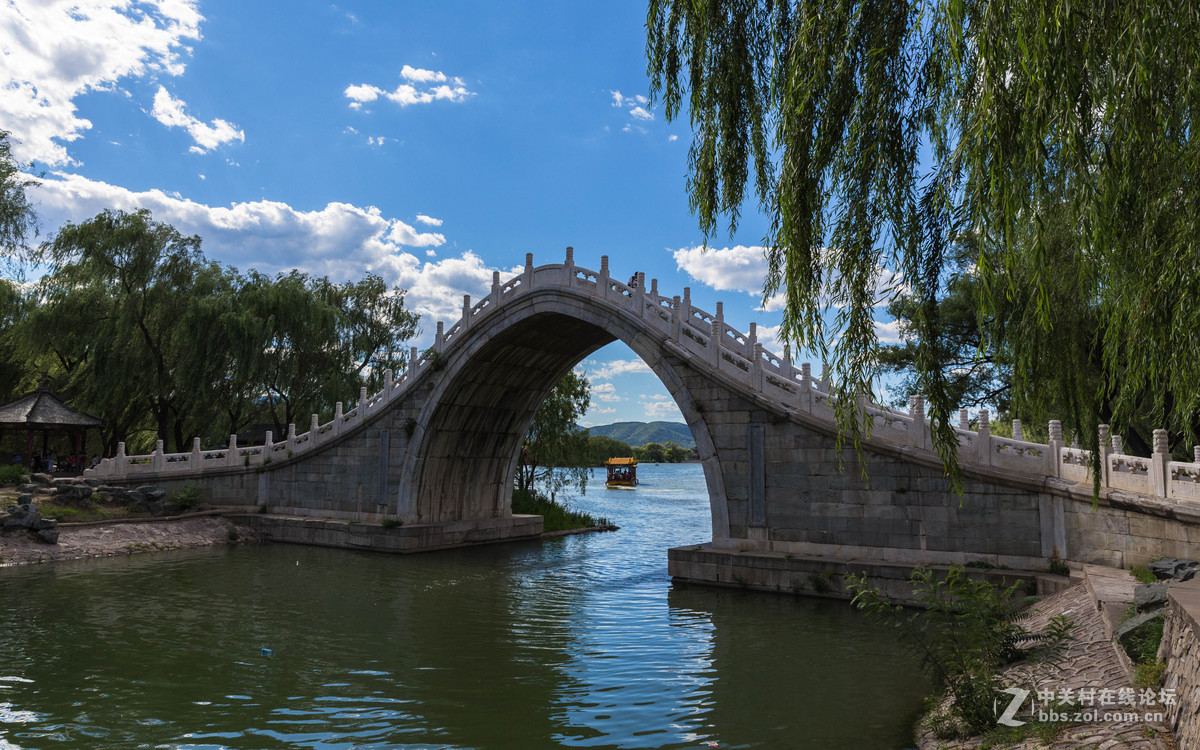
[585,421,694,449]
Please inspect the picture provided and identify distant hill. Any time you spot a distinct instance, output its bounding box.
[586,421,694,449]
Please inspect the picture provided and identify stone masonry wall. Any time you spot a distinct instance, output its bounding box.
[1159,580,1200,747]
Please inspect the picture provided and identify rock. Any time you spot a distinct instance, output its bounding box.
[83,478,103,488]
[161,501,185,515]
[20,474,30,483]
[34,528,59,544]
[31,517,56,530]
[4,509,40,530]
[16,483,37,493]
[135,485,158,494]
[1135,582,1170,610]
[31,473,54,486]
[53,484,93,503]
[1148,557,1200,581]
[1115,609,1164,640]
[146,489,167,501]
[17,493,32,504]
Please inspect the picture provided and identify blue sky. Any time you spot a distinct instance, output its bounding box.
[0,0,901,427]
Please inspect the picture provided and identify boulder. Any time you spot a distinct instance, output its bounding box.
[17,493,32,504]
[1148,558,1200,581]
[1135,582,1170,610]
[31,473,54,486]
[34,528,59,544]
[135,485,158,494]
[146,489,167,501]
[16,483,37,493]
[83,478,103,488]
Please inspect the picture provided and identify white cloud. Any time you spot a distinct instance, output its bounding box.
[345,67,473,110]
[668,134,678,142]
[0,0,204,165]
[415,214,443,226]
[639,397,681,419]
[674,244,902,309]
[150,86,244,153]
[592,382,625,402]
[26,173,518,332]
[609,91,647,108]
[629,106,654,122]
[586,359,652,380]
[874,319,903,344]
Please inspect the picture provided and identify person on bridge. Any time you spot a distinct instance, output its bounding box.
[627,272,639,289]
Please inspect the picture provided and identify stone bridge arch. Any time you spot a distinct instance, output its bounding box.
[399,283,729,538]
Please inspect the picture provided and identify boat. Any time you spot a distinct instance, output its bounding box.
[604,457,638,488]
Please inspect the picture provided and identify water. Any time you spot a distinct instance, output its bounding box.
[0,463,928,749]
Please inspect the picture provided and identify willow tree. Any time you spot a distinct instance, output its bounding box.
[0,131,37,264]
[647,1,1200,480]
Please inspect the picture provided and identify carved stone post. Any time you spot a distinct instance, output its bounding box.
[959,408,970,431]
[287,423,296,452]
[462,294,472,329]
[1048,420,1063,477]
[564,246,574,286]
[191,437,202,470]
[670,295,681,341]
[599,255,610,300]
[710,302,724,367]
[333,402,344,436]
[1099,424,1111,488]
[435,321,444,353]
[1152,429,1170,497]
[115,442,126,478]
[634,271,645,312]
[977,409,991,464]
[800,362,812,413]
[1012,419,1023,442]
[524,252,534,289]
[227,434,240,467]
[491,270,501,304]
[152,439,164,473]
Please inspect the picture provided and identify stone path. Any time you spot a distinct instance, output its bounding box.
[916,580,1174,749]
[0,514,245,566]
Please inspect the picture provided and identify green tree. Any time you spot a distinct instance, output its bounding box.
[516,372,592,495]
[661,441,691,463]
[0,131,37,264]
[647,0,1200,480]
[634,442,665,463]
[585,434,635,464]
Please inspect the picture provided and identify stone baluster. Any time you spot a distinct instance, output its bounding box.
[1048,420,1064,477]
[959,408,970,430]
[1098,424,1111,488]
[634,271,645,312]
[384,368,394,396]
[709,302,724,367]
[820,362,830,390]
[752,343,764,390]
[681,287,692,329]
[359,387,368,421]
[748,322,758,358]
[599,255,610,300]
[310,413,320,446]
[227,434,240,467]
[333,402,344,436]
[976,409,991,464]
[115,441,126,477]
[911,395,928,451]
[1194,445,1200,465]
[287,423,296,452]
[435,321,444,352]
[191,437,202,470]
[1111,434,1123,455]
[564,246,574,286]
[264,431,273,464]
[650,278,658,297]
[1012,419,1023,442]
[1151,428,1170,497]
[491,270,501,304]
[462,294,472,329]
[152,439,164,473]
[524,252,534,290]
[782,345,794,382]
[670,295,681,341]
[410,345,420,373]
[800,362,812,413]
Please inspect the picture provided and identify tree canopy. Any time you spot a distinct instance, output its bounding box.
[647,0,1200,476]
[0,131,37,267]
[516,372,593,496]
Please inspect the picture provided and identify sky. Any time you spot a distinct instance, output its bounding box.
[0,0,902,427]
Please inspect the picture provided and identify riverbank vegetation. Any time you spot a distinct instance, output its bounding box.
[511,488,604,532]
[847,566,1075,738]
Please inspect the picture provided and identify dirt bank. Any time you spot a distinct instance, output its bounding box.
[0,513,248,566]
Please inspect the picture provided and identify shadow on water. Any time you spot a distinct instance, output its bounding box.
[0,463,929,749]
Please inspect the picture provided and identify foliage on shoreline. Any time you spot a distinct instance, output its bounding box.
[511,488,605,533]
[847,565,1075,737]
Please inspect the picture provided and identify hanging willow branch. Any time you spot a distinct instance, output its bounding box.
[648,0,1200,485]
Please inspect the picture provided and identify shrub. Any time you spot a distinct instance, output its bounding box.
[0,464,26,485]
[511,488,599,532]
[847,565,1075,734]
[168,483,203,509]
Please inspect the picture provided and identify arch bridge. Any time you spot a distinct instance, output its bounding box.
[88,249,1200,594]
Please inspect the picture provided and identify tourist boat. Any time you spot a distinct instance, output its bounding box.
[604,457,638,488]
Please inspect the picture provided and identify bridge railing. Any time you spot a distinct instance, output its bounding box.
[86,246,1200,506]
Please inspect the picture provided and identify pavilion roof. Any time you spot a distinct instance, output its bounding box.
[0,387,104,430]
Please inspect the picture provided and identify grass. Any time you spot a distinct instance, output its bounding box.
[511,488,603,532]
[1130,564,1157,584]
[0,464,26,485]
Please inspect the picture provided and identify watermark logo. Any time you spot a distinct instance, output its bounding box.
[994,684,1174,725]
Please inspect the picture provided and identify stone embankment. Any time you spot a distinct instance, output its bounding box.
[0,512,245,566]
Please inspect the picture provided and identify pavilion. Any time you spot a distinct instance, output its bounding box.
[0,384,103,472]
